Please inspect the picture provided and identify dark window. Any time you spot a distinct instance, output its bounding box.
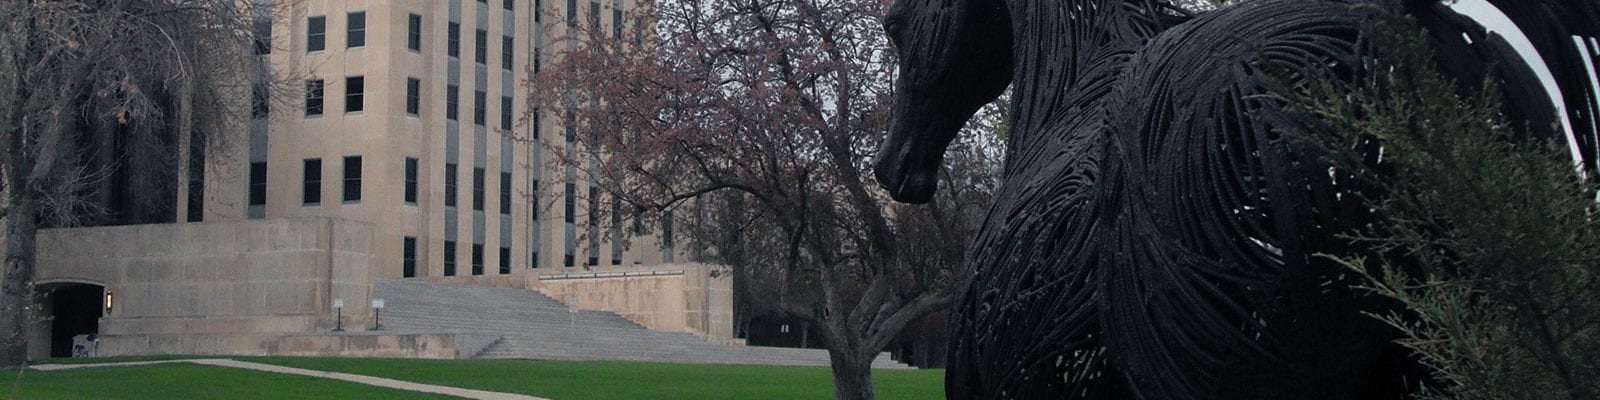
[305,79,324,116]
[564,111,575,142]
[342,156,361,202]
[303,159,322,205]
[531,179,540,220]
[253,14,272,54]
[590,1,600,31]
[473,90,486,126]
[251,85,269,119]
[587,256,598,267]
[446,85,459,120]
[535,0,543,22]
[504,0,514,10]
[564,183,575,223]
[187,141,204,222]
[472,167,485,211]
[444,240,457,276]
[346,12,365,48]
[403,237,417,278]
[533,47,541,73]
[404,157,418,204]
[249,162,267,206]
[405,78,420,115]
[448,22,460,57]
[564,254,574,267]
[475,29,487,64]
[531,250,540,268]
[407,14,422,51]
[499,247,511,274]
[471,244,484,275]
[499,172,512,215]
[444,163,458,207]
[532,110,541,138]
[613,7,622,37]
[502,35,513,70]
[345,76,364,113]
[307,16,325,52]
[566,0,576,27]
[501,96,513,130]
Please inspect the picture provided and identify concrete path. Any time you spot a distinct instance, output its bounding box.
[31,358,550,400]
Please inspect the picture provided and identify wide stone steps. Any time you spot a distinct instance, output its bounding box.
[372,278,910,369]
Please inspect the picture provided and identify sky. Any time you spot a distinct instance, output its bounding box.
[1447,0,1600,168]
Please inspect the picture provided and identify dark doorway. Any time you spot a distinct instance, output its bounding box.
[47,285,103,357]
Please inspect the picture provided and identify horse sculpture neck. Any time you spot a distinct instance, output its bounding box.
[999,0,1187,168]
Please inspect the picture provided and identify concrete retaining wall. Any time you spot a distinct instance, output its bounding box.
[537,263,734,342]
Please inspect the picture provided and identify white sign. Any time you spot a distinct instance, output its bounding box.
[567,296,579,313]
[371,299,385,309]
[333,299,345,309]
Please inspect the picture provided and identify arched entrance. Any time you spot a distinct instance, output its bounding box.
[38,282,104,357]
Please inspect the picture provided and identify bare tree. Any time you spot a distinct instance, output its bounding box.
[523,0,1000,397]
[0,0,281,367]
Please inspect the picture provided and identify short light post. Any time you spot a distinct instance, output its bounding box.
[332,298,345,332]
[371,299,385,330]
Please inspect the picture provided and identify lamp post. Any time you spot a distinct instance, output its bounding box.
[332,298,345,332]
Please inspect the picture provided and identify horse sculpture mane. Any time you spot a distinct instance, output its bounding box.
[873,0,1600,398]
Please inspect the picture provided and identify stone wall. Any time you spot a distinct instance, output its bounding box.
[26,217,376,359]
[96,332,495,359]
[537,263,734,342]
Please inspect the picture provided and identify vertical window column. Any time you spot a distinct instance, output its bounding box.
[471,244,485,275]
[405,78,420,116]
[403,237,417,278]
[342,156,361,203]
[305,79,324,117]
[446,85,459,121]
[499,172,511,215]
[346,12,366,48]
[472,167,486,211]
[407,14,422,51]
[445,163,459,208]
[249,162,267,207]
[303,159,322,205]
[307,16,326,52]
[448,22,461,58]
[444,240,457,276]
[404,158,419,204]
[345,76,364,113]
[499,247,511,274]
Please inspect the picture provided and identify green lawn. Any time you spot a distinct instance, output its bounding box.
[0,362,457,400]
[9,357,944,400]
[244,357,945,400]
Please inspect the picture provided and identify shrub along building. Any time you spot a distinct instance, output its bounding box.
[24,0,733,360]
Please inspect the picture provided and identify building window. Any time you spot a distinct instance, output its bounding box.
[447,22,460,58]
[564,254,574,267]
[471,244,485,275]
[473,90,486,126]
[499,172,511,215]
[446,84,459,120]
[404,158,419,204]
[342,156,361,203]
[663,212,675,263]
[407,14,422,52]
[532,111,541,138]
[444,240,457,276]
[502,35,513,70]
[406,78,420,115]
[474,29,487,64]
[305,79,324,116]
[535,0,542,23]
[504,0,514,10]
[563,183,575,223]
[472,167,485,211]
[345,76,364,113]
[444,163,458,208]
[251,85,269,119]
[249,162,267,206]
[303,158,322,205]
[307,16,325,52]
[533,47,541,73]
[403,237,417,278]
[531,179,540,219]
[499,247,511,274]
[253,13,272,54]
[500,96,513,130]
[613,0,623,37]
[590,1,600,31]
[532,250,540,269]
[346,11,365,48]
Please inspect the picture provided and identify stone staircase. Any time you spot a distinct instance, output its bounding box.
[373,279,910,369]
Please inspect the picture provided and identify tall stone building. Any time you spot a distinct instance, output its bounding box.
[245,0,673,279]
[24,0,729,360]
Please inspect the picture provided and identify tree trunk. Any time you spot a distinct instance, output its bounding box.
[0,193,38,367]
[829,346,876,400]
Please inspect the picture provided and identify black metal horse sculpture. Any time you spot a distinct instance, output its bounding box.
[874,0,1600,398]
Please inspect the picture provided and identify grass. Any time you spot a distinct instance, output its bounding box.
[244,357,945,400]
[1,361,457,400]
[10,356,945,400]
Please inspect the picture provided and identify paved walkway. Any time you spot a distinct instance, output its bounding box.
[31,358,549,400]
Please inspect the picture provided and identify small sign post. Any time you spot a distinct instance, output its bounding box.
[371,299,385,330]
[567,296,579,336]
[332,298,345,332]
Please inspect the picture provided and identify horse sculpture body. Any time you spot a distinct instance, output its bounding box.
[873,0,1600,398]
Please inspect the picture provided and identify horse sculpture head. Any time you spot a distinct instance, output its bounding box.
[873,0,1013,204]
